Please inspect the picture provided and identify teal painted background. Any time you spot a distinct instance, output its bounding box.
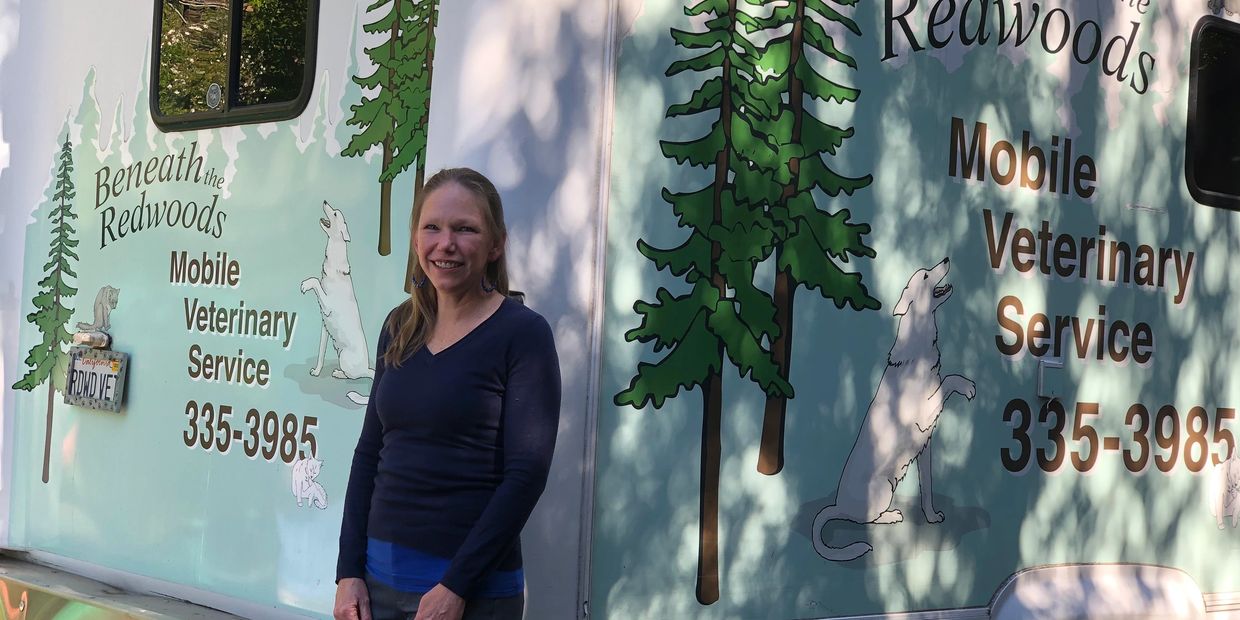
[595,1,1240,618]
[10,38,414,617]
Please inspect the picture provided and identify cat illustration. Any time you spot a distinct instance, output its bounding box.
[76,285,119,332]
[291,456,328,510]
[1212,453,1240,529]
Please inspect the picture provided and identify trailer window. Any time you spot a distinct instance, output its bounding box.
[152,0,318,131]
[1187,16,1240,210]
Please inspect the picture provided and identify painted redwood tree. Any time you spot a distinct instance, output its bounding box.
[748,0,879,475]
[13,133,79,484]
[614,0,792,605]
[389,0,438,195]
[395,0,439,291]
[342,0,439,257]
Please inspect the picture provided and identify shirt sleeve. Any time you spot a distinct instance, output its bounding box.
[335,309,395,583]
[439,312,562,596]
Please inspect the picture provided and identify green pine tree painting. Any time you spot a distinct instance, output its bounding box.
[747,0,879,475]
[13,133,79,484]
[614,0,794,605]
[341,0,439,258]
[391,0,437,193]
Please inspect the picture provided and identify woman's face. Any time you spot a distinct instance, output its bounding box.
[414,182,503,298]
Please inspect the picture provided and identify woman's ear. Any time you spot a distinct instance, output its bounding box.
[489,233,507,262]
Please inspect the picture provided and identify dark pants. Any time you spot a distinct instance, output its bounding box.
[364,573,524,620]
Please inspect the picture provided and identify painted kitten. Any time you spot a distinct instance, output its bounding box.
[1212,453,1240,529]
[291,456,328,510]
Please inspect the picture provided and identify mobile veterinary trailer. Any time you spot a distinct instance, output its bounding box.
[1,0,1239,618]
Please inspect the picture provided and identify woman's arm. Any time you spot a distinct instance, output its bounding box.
[335,312,395,582]
[439,312,561,597]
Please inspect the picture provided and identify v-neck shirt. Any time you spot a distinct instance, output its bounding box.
[336,296,561,597]
[424,296,505,356]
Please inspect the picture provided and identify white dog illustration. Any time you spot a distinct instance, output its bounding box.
[301,201,373,405]
[812,258,975,561]
[291,456,328,509]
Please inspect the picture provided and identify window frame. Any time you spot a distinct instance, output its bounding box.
[150,0,321,132]
[1186,14,1240,212]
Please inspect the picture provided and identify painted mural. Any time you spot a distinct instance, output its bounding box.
[597,0,1240,618]
[7,3,440,617]
[341,0,439,260]
[12,133,79,485]
[7,0,1240,617]
[611,0,879,605]
[2,1,622,616]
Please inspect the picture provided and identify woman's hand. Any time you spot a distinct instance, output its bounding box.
[333,578,371,620]
[413,584,465,620]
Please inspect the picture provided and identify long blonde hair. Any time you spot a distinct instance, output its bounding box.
[384,168,509,367]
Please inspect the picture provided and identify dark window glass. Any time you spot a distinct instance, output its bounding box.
[152,0,316,130]
[157,0,230,116]
[1188,18,1240,209]
[237,0,310,107]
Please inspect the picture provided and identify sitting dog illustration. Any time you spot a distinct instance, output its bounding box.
[1211,452,1240,529]
[291,455,328,509]
[76,285,119,332]
[301,201,373,405]
[812,258,976,561]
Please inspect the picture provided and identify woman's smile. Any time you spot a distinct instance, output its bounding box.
[415,182,503,298]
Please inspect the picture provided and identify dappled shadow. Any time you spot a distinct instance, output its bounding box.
[4,0,1240,619]
[281,357,369,410]
[2,1,618,618]
[407,2,626,618]
[592,0,1240,618]
[795,492,992,568]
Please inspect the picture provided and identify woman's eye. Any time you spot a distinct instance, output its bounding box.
[423,224,439,231]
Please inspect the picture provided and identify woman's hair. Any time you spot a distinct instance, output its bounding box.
[384,167,509,367]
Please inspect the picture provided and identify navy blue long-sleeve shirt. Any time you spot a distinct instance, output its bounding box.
[336,297,561,597]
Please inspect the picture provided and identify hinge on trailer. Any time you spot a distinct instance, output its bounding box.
[581,600,590,619]
[1037,357,1064,401]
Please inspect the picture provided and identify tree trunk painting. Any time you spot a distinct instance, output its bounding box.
[342,0,439,264]
[378,12,399,258]
[615,0,792,604]
[403,0,438,292]
[13,133,79,485]
[749,0,880,476]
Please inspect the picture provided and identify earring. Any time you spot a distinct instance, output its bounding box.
[411,273,428,289]
[481,277,497,293]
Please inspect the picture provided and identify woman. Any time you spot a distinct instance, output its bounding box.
[334,168,561,620]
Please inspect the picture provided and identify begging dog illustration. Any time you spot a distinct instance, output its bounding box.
[812,258,975,561]
[301,201,373,405]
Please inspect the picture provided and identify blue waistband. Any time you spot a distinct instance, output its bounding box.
[365,537,524,597]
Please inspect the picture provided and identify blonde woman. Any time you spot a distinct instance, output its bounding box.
[334,168,560,620]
